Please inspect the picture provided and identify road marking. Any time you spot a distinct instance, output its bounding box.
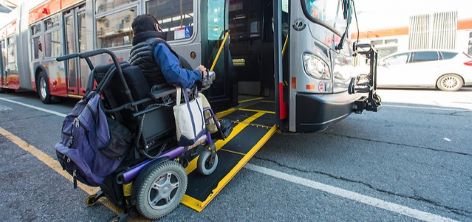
[0,127,122,215]
[443,138,452,142]
[0,96,459,221]
[383,104,470,112]
[245,164,456,222]
[0,97,67,117]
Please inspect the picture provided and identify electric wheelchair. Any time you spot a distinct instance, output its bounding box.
[57,49,224,220]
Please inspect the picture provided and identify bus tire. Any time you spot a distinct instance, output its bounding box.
[37,72,52,104]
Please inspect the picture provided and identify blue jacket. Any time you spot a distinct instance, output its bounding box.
[153,43,201,88]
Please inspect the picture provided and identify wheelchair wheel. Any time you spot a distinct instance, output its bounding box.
[133,160,187,220]
[85,194,98,207]
[197,148,219,176]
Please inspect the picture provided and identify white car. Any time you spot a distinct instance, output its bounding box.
[377,50,472,91]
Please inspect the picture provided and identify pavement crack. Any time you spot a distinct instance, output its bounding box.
[323,132,472,157]
[254,156,472,217]
[447,110,471,116]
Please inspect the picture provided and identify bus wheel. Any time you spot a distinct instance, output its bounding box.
[38,72,52,104]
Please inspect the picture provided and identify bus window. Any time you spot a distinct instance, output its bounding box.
[96,0,137,14]
[31,23,42,60]
[44,16,62,58]
[78,12,87,52]
[302,0,346,34]
[6,36,16,71]
[96,7,137,48]
[0,39,6,69]
[207,0,224,40]
[146,0,194,41]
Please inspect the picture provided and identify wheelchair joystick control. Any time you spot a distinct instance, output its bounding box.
[201,71,216,91]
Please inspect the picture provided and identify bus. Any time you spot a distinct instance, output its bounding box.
[0,0,380,133]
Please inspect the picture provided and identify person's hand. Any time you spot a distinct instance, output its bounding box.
[197,65,208,79]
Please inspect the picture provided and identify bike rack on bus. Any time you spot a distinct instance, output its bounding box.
[349,43,382,113]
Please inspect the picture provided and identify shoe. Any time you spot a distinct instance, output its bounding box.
[211,119,233,140]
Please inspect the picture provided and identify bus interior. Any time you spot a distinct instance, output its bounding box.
[224,0,286,115]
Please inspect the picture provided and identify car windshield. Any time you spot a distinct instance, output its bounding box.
[302,0,345,34]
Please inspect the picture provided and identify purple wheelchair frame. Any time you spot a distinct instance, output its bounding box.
[117,106,221,184]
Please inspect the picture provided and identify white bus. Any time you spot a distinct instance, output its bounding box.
[0,0,380,132]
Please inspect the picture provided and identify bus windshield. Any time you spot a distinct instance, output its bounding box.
[301,0,345,34]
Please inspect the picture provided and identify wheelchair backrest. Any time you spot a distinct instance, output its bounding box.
[93,62,176,152]
[93,62,151,130]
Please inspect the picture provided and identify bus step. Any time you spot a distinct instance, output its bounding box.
[181,109,277,212]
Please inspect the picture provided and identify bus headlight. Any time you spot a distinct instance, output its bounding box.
[303,53,331,80]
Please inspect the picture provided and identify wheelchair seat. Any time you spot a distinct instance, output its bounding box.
[93,62,176,155]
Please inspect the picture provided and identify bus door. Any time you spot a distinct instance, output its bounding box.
[0,39,4,87]
[63,5,85,97]
[203,0,236,111]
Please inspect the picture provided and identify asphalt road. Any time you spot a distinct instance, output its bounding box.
[0,88,471,222]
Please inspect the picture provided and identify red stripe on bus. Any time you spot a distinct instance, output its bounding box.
[278,83,287,120]
[29,0,83,24]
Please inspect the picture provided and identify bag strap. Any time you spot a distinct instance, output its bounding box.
[176,87,181,105]
[183,89,197,138]
[195,95,205,130]
[176,87,191,105]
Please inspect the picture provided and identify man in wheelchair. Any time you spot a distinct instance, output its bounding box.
[55,15,235,221]
[129,14,232,140]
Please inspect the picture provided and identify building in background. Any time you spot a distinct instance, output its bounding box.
[355,11,472,58]
[0,0,17,13]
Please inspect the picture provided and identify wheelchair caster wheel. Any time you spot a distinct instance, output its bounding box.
[197,149,219,176]
[85,194,98,207]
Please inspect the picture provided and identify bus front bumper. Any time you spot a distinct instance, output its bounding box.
[295,92,364,132]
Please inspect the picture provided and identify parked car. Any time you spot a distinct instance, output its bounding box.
[377,50,472,91]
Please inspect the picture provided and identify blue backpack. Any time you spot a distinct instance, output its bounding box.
[55,92,123,188]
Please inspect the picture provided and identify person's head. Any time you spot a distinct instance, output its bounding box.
[131,14,162,35]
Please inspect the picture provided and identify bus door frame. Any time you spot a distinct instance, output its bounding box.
[0,40,4,88]
[63,5,85,96]
[273,0,288,129]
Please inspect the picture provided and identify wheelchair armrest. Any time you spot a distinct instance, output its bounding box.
[150,84,176,100]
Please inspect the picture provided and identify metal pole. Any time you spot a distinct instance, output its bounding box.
[274,0,285,123]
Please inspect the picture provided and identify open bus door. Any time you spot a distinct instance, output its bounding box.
[203,0,237,112]
[182,0,281,212]
[203,0,288,119]
[274,0,289,130]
